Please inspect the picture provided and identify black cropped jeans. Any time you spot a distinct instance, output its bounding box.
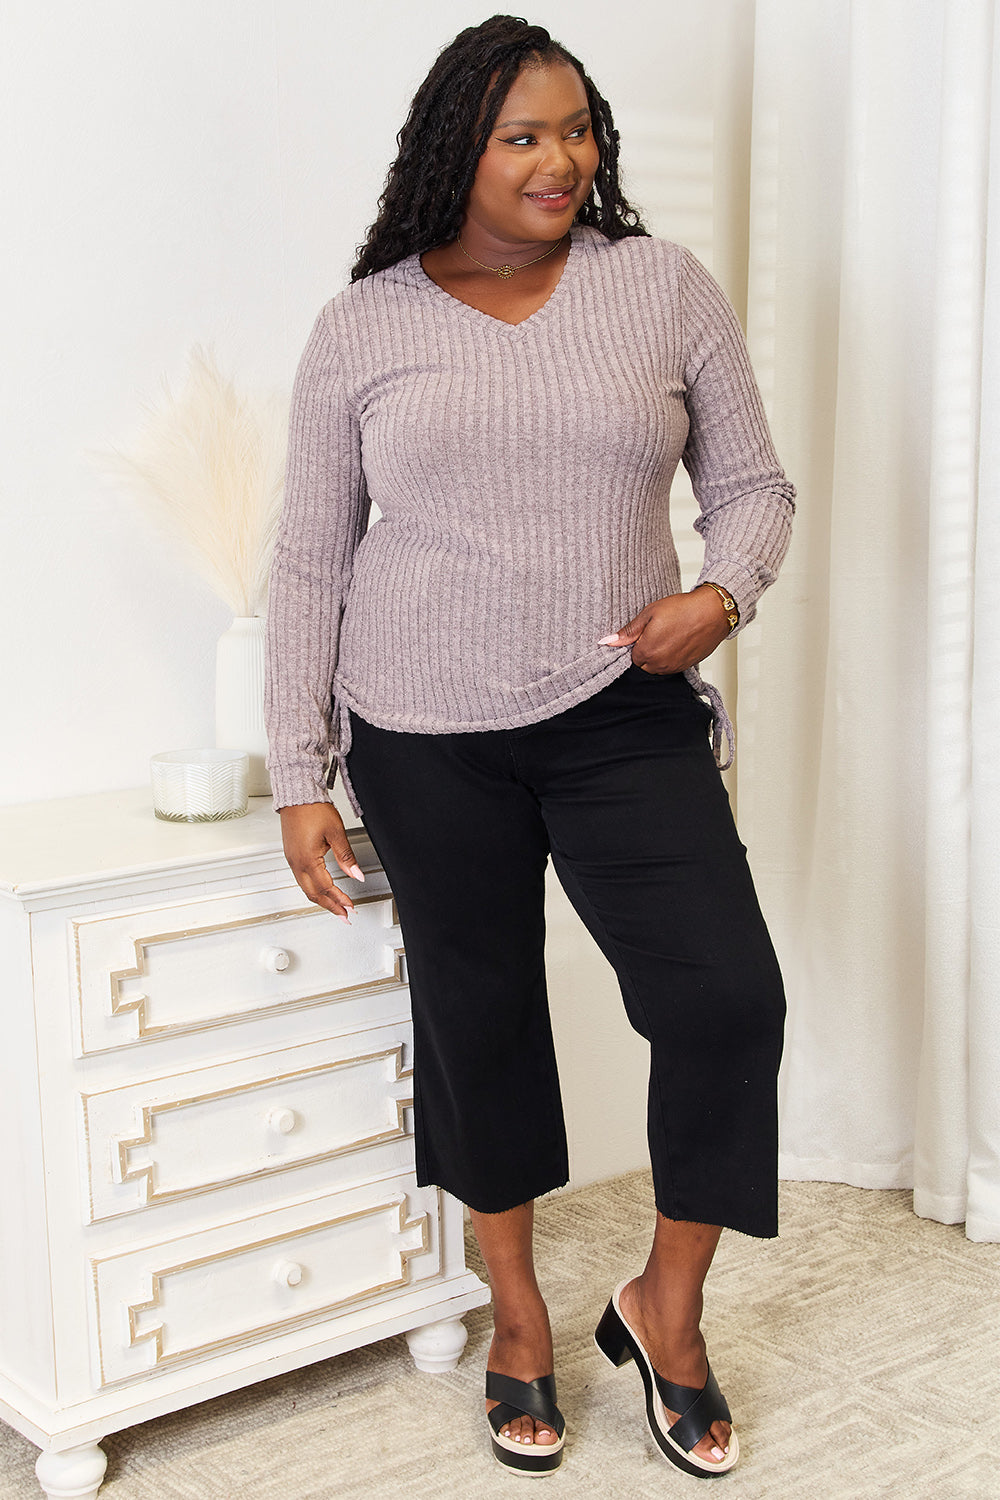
[344,664,785,1239]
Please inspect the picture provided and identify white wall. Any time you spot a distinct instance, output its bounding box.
[2,0,755,1193]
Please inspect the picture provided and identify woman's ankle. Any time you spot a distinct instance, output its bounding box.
[491,1294,550,1343]
[627,1273,703,1343]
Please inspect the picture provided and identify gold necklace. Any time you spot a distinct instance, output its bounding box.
[457,234,566,280]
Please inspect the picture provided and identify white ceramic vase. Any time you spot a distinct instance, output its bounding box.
[215,615,270,795]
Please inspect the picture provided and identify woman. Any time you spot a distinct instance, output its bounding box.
[265,14,793,1480]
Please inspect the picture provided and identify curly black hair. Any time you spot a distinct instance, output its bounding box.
[351,14,648,281]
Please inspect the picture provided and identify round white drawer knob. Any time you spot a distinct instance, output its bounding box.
[273,1260,303,1288]
[260,946,291,973]
[267,1107,297,1135]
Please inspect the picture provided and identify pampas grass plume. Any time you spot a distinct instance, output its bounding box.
[94,347,289,617]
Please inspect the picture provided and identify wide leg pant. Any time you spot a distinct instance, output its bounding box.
[344,665,785,1239]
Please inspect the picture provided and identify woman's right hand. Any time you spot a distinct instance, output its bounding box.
[278,802,366,923]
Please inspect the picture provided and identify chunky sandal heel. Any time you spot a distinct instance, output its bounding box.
[594,1300,634,1368]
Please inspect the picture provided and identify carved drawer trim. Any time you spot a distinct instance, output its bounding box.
[90,1184,439,1386]
[81,1026,414,1221]
[72,882,404,1054]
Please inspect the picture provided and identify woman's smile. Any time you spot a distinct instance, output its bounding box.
[523,188,574,211]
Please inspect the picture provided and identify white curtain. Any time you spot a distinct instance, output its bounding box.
[734,0,1000,1240]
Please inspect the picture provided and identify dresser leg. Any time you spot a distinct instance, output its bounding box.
[405,1315,470,1373]
[35,1442,108,1500]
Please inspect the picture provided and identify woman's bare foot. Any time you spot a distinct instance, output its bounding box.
[617,1275,732,1466]
[485,1295,559,1446]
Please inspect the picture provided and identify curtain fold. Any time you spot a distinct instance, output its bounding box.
[966,3,1000,1244]
[913,0,990,1232]
[738,0,999,1239]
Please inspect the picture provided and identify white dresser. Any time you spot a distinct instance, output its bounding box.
[0,786,489,1499]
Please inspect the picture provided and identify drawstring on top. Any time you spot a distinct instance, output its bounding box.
[684,665,735,771]
[327,693,365,817]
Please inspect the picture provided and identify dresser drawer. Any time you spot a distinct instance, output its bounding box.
[81,1020,414,1222]
[71,877,403,1055]
[89,1178,441,1387]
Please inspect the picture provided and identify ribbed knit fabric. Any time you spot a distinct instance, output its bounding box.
[264,226,794,815]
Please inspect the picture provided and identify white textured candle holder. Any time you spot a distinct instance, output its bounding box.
[150,749,249,822]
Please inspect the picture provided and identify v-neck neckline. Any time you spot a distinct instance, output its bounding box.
[410,224,586,338]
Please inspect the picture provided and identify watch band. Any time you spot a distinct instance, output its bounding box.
[702,581,740,633]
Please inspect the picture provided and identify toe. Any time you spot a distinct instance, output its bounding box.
[487,1399,514,1442]
[487,1403,556,1447]
[692,1420,731,1464]
[665,1414,731,1466]
[487,1401,554,1447]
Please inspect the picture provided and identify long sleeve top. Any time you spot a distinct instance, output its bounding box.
[264,225,795,815]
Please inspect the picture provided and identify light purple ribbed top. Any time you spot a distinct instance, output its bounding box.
[264,226,794,815]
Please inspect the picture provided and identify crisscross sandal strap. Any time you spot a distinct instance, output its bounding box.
[486,1372,565,1438]
[653,1363,731,1455]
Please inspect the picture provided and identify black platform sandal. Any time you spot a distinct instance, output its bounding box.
[486,1370,566,1476]
[595,1279,738,1478]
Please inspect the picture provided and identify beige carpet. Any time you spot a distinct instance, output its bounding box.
[1,1174,997,1499]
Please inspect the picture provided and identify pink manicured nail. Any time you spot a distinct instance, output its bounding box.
[336,910,352,924]
[711,1446,725,1460]
[598,634,619,645]
[347,864,366,882]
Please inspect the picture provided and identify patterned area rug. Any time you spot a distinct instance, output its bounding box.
[1,1174,996,1499]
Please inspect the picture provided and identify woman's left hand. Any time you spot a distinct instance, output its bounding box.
[598,586,733,674]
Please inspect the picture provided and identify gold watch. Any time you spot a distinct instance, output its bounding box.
[702,582,739,633]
